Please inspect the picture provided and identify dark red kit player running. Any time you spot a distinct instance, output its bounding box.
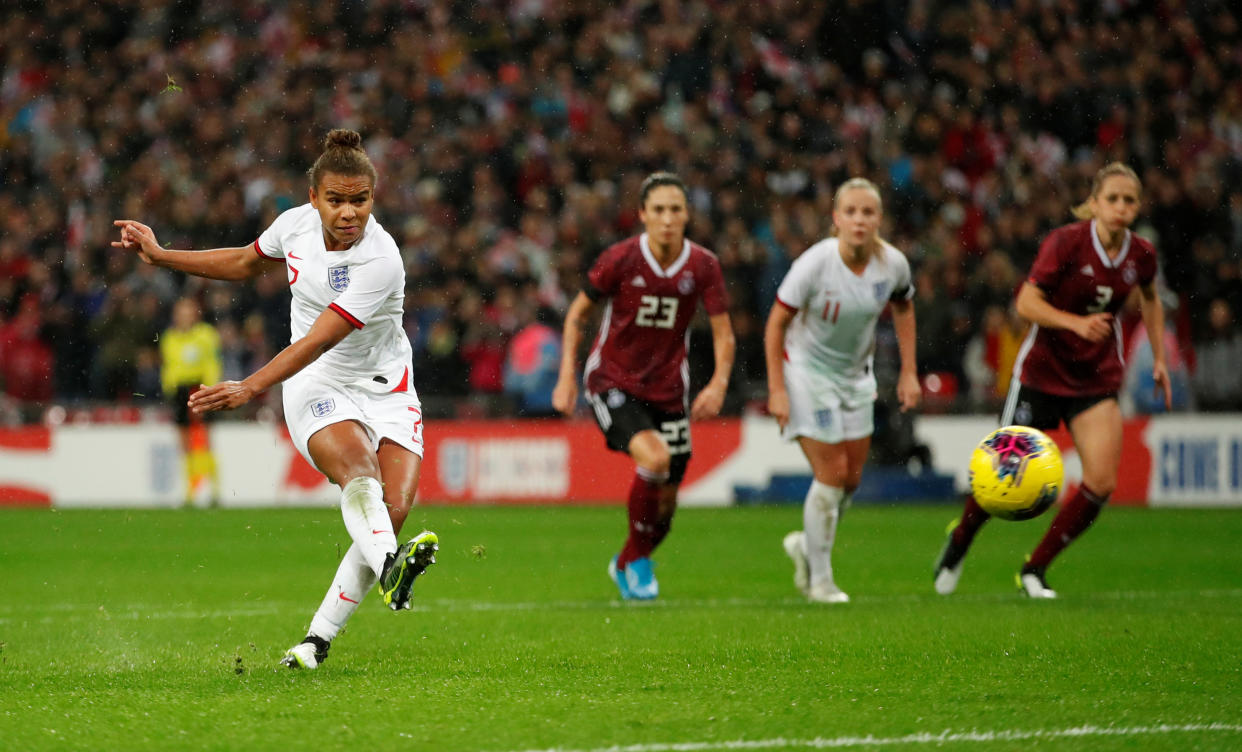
[934,162,1172,598]
[553,172,735,600]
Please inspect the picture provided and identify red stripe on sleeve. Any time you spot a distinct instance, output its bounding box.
[775,297,799,312]
[328,303,364,329]
[253,240,281,260]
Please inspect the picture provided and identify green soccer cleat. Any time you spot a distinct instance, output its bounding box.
[378,530,439,610]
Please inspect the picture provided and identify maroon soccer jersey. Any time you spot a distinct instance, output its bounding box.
[1014,220,1157,396]
[582,235,729,412]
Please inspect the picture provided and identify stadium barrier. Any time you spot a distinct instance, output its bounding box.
[1,415,1239,507]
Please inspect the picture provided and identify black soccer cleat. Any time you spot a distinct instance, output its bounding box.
[378,530,439,610]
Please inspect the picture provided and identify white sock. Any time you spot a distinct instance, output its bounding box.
[803,480,845,590]
[308,543,375,642]
[340,476,396,577]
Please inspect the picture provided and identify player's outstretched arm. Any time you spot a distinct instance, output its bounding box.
[1015,281,1112,342]
[112,220,267,281]
[690,312,734,421]
[189,308,354,413]
[763,303,796,430]
[552,291,596,416]
[1137,281,1172,410]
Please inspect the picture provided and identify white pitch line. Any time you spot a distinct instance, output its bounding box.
[498,722,1242,752]
[1,588,1241,623]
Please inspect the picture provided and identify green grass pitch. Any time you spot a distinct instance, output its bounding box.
[1,504,1240,751]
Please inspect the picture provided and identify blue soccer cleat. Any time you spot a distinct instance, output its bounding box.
[608,555,633,600]
[624,556,659,600]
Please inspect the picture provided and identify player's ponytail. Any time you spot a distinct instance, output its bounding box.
[830,177,889,262]
[307,128,378,188]
[1072,162,1141,220]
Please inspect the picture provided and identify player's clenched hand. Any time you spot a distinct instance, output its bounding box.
[1073,312,1113,342]
[897,370,921,412]
[552,378,578,417]
[189,381,258,413]
[690,381,725,421]
[111,220,164,265]
[767,389,790,431]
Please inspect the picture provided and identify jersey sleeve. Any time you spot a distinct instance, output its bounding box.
[253,209,294,260]
[774,245,822,311]
[586,246,623,300]
[889,249,914,301]
[1137,239,1158,286]
[699,251,730,315]
[1027,230,1068,292]
[327,253,402,329]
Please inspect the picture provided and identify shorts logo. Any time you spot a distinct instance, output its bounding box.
[310,398,336,417]
[606,389,626,409]
[1014,401,1032,426]
[328,265,351,292]
[815,408,833,427]
[677,274,695,295]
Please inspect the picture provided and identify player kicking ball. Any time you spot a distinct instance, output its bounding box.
[114,129,438,669]
[553,172,734,600]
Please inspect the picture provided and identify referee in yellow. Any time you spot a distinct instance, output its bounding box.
[161,297,223,506]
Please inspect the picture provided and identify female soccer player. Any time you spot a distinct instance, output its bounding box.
[552,172,735,601]
[765,178,921,604]
[933,162,1171,598]
[113,129,437,669]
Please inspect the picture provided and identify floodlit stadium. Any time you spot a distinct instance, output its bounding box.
[1,2,1240,750]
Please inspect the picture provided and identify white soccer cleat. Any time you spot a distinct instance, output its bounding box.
[807,583,850,604]
[1018,571,1057,599]
[932,522,968,595]
[934,563,963,595]
[782,531,809,595]
[280,638,328,670]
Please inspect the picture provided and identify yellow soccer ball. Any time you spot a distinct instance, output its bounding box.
[969,425,1063,521]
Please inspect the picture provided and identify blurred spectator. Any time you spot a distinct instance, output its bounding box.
[0,295,54,403]
[504,306,561,417]
[1191,299,1242,411]
[1,1,1240,417]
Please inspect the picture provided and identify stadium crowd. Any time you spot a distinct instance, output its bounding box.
[2,0,1241,425]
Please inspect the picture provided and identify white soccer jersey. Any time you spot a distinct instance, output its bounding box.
[255,204,412,391]
[775,237,913,403]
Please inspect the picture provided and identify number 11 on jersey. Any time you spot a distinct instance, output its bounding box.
[821,297,840,323]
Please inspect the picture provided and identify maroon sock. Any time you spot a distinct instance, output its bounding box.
[650,507,676,551]
[951,494,991,550]
[1026,484,1108,572]
[617,471,665,567]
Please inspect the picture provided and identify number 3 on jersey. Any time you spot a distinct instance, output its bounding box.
[636,295,679,328]
[1087,285,1113,313]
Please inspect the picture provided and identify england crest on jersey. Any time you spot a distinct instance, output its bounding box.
[310,398,336,417]
[328,265,351,292]
[873,281,888,302]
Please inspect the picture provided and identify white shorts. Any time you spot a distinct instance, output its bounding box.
[782,365,874,444]
[283,368,425,472]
